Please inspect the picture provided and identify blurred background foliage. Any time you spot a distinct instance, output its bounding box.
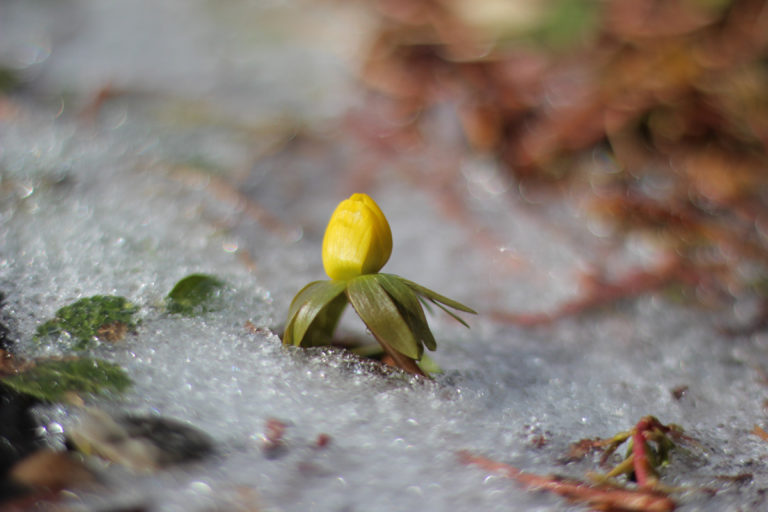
[359,0,768,323]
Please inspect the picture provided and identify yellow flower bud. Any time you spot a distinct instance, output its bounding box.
[322,193,393,281]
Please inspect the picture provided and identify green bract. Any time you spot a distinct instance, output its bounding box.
[284,272,475,375]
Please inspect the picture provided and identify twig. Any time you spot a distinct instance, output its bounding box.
[459,450,676,512]
[168,167,300,242]
[491,257,701,326]
[752,425,768,442]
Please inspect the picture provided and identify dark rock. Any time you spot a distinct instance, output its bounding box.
[69,409,214,471]
[0,388,42,503]
[0,293,43,504]
[120,415,214,467]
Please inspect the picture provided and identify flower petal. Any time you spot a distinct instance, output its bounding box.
[322,193,392,280]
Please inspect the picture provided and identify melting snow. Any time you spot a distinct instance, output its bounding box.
[2,1,768,511]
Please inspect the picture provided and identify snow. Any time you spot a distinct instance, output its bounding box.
[2,1,768,511]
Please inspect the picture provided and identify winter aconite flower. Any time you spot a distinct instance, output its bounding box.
[284,193,475,377]
[322,193,393,280]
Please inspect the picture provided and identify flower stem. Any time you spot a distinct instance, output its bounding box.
[374,334,426,377]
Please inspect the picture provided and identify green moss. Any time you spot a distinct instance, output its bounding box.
[2,358,132,403]
[166,274,226,316]
[529,0,600,51]
[0,67,21,93]
[36,295,139,350]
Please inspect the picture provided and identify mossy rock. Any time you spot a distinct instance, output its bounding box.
[36,295,139,350]
[1,358,132,403]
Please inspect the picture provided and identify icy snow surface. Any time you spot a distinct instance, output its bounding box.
[2,1,768,511]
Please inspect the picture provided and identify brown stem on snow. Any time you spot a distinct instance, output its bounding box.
[377,337,427,378]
